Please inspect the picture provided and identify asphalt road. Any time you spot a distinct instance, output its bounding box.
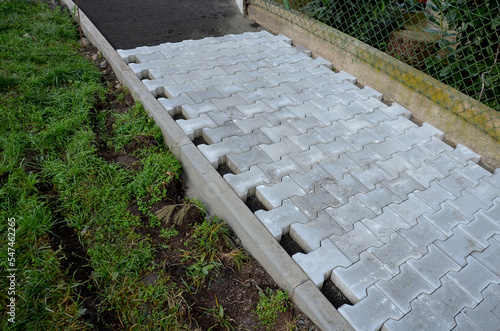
[77,0,262,49]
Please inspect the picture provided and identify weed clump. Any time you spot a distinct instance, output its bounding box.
[254,288,292,330]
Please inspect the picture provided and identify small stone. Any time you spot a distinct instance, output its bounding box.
[100,60,107,69]
[91,54,98,61]
[79,37,90,48]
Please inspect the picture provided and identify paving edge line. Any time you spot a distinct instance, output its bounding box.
[60,1,354,330]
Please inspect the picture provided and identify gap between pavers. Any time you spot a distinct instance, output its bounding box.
[60,0,352,330]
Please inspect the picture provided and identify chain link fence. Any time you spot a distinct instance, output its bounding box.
[250,0,500,139]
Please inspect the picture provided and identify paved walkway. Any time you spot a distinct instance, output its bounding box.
[117,31,500,330]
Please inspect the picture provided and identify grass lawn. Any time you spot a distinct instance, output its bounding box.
[0,1,318,330]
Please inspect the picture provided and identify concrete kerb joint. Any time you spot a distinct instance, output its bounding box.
[59,1,350,330]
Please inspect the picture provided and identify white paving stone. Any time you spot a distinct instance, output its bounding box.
[419,276,477,329]
[293,239,352,288]
[339,286,404,331]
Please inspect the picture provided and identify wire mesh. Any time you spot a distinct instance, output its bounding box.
[250,0,500,139]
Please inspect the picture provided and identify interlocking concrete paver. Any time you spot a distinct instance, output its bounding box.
[325,196,376,232]
[289,146,332,170]
[418,137,453,157]
[191,76,225,90]
[158,94,195,114]
[359,109,393,126]
[356,184,403,215]
[410,122,445,141]
[376,263,434,313]
[381,173,425,200]
[315,126,353,144]
[398,144,438,167]
[351,164,393,190]
[382,299,449,331]
[293,239,352,288]
[356,97,387,112]
[288,131,329,151]
[310,94,345,110]
[387,193,433,225]
[257,155,301,182]
[423,203,470,236]
[254,199,309,240]
[461,285,500,330]
[288,116,325,134]
[286,89,321,104]
[229,129,272,152]
[435,227,484,266]
[197,138,243,168]
[379,103,412,119]
[288,164,331,193]
[127,33,500,330]
[261,122,301,143]
[466,178,500,206]
[286,102,324,118]
[321,154,364,180]
[419,276,477,329]
[226,146,273,174]
[313,109,349,126]
[370,137,409,159]
[224,165,272,200]
[235,100,273,117]
[339,286,404,331]
[447,144,482,165]
[324,174,371,204]
[186,88,223,104]
[459,211,500,247]
[238,89,274,103]
[385,116,419,133]
[290,210,346,253]
[206,108,246,126]
[481,197,500,221]
[414,181,457,210]
[347,145,386,168]
[362,208,411,243]
[163,81,197,98]
[390,128,428,149]
[407,244,461,288]
[453,313,482,331]
[447,256,500,303]
[446,190,489,220]
[233,114,272,134]
[331,251,392,303]
[176,113,218,140]
[340,116,374,134]
[290,186,341,220]
[426,153,465,176]
[472,237,500,277]
[330,222,384,263]
[454,161,492,184]
[367,233,421,275]
[256,175,307,210]
[337,103,371,118]
[438,170,476,197]
[202,121,244,144]
[259,137,302,161]
[398,217,448,255]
